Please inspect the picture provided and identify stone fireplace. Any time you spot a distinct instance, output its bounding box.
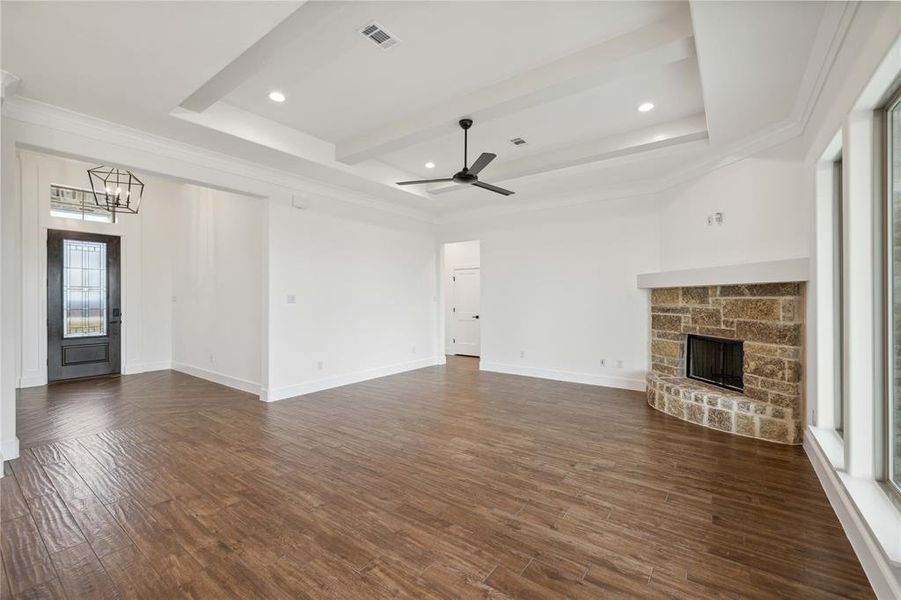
[646,282,804,444]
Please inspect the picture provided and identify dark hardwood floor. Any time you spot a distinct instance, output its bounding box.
[2,357,872,598]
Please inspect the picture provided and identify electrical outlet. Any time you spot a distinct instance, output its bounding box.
[317,360,323,371]
[520,350,525,359]
[600,358,607,367]
[287,294,296,304]
[411,345,417,354]
[209,354,215,364]
[707,212,724,226]
[616,359,624,368]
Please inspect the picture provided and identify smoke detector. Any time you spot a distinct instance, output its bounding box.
[360,22,399,49]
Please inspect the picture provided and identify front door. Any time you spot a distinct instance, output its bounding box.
[452,267,481,357]
[47,230,121,381]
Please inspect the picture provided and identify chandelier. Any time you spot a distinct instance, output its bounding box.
[87,166,144,215]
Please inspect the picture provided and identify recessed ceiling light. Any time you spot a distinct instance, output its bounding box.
[425,161,436,169]
[638,102,655,112]
[268,91,286,103]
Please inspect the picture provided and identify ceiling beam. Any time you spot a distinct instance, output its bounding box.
[179,2,346,113]
[336,13,695,165]
[425,114,709,194]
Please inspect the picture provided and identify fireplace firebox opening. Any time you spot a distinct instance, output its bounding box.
[686,334,744,392]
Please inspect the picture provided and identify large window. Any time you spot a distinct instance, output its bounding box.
[888,90,901,491]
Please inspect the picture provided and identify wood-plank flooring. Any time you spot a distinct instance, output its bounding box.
[3,357,873,598]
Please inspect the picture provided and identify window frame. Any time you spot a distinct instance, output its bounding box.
[884,81,901,497]
[834,156,845,437]
[49,183,116,224]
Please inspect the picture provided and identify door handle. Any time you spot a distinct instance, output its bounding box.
[473,315,480,319]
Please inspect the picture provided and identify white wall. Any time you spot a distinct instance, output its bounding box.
[16,150,176,386]
[264,200,441,401]
[12,151,264,395]
[441,196,660,391]
[443,240,480,354]
[657,143,809,271]
[171,184,263,393]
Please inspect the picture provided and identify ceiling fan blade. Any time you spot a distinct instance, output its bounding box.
[468,152,496,175]
[472,181,514,196]
[396,178,454,185]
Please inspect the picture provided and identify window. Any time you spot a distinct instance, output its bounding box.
[62,239,107,338]
[50,184,114,223]
[888,88,901,492]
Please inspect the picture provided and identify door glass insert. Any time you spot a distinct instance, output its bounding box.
[63,239,107,338]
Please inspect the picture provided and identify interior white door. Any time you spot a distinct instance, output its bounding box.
[452,267,481,356]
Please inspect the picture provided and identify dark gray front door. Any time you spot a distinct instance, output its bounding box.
[47,230,121,382]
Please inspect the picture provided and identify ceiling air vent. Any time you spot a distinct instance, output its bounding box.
[360,22,399,49]
[510,137,527,146]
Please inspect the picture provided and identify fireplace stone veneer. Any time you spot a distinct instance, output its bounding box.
[646,283,804,444]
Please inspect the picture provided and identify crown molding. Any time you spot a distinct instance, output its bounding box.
[0,71,21,104]
[792,1,859,136]
[1,96,437,224]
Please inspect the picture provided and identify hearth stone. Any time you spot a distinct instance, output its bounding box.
[647,373,798,444]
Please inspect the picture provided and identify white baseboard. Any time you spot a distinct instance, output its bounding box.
[805,428,901,599]
[17,373,47,388]
[123,361,172,375]
[479,361,647,392]
[1,437,20,462]
[262,356,443,402]
[171,362,261,395]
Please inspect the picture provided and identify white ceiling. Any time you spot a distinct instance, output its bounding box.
[225,1,685,141]
[1,1,839,219]
[380,57,704,181]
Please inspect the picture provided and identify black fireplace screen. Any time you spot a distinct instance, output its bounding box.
[686,334,744,392]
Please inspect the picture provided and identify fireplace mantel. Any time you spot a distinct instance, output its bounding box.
[637,258,809,289]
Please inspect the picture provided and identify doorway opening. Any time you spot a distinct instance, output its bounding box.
[47,230,122,381]
[443,240,481,357]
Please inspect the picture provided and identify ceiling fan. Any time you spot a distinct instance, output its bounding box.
[396,118,514,196]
